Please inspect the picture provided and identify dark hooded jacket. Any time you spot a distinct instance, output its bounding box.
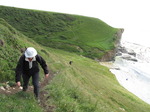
[15,54,49,82]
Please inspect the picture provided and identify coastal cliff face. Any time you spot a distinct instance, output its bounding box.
[100,28,124,61]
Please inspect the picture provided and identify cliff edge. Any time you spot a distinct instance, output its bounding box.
[100,28,124,61]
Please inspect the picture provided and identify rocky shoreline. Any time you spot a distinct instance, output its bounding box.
[109,41,150,105]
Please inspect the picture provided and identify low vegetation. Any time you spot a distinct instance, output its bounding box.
[0,6,150,112]
[0,6,118,59]
[0,92,43,112]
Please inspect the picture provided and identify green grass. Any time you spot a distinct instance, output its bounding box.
[0,18,24,82]
[0,6,150,112]
[0,5,119,59]
[0,92,43,112]
[44,48,150,112]
[0,18,52,82]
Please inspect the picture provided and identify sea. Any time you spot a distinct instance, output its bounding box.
[110,41,150,104]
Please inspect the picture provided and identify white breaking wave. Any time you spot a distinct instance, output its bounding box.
[110,41,150,104]
[121,41,150,63]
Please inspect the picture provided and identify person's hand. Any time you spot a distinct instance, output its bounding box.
[16,81,21,87]
[45,74,49,78]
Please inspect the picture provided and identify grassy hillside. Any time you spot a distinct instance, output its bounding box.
[46,48,150,112]
[0,18,50,82]
[0,18,46,111]
[0,6,119,59]
[0,18,24,82]
[0,6,150,112]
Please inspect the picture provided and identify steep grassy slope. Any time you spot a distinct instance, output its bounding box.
[44,48,150,112]
[0,18,150,112]
[0,18,50,82]
[0,6,119,59]
[0,18,47,111]
[0,18,25,82]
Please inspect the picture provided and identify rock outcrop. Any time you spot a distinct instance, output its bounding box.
[117,45,138,62]
[100,28,124,61]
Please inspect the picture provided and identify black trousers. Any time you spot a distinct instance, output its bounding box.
[22,72,39,98]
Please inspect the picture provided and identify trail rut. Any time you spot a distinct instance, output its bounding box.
[0,72,55,112]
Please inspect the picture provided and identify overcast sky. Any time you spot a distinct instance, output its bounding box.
[1,0,150,47]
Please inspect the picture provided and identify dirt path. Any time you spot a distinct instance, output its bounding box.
[0,72,55,112]
[39,73,55,112]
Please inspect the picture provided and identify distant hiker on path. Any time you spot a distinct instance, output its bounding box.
[15,47,49,100]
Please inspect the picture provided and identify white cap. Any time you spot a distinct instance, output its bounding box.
[24,47,37,58]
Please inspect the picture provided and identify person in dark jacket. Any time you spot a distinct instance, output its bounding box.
[15,47,49,99]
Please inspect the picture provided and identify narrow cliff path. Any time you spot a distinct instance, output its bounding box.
[39,73,55,112]
[0,72,55,112]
